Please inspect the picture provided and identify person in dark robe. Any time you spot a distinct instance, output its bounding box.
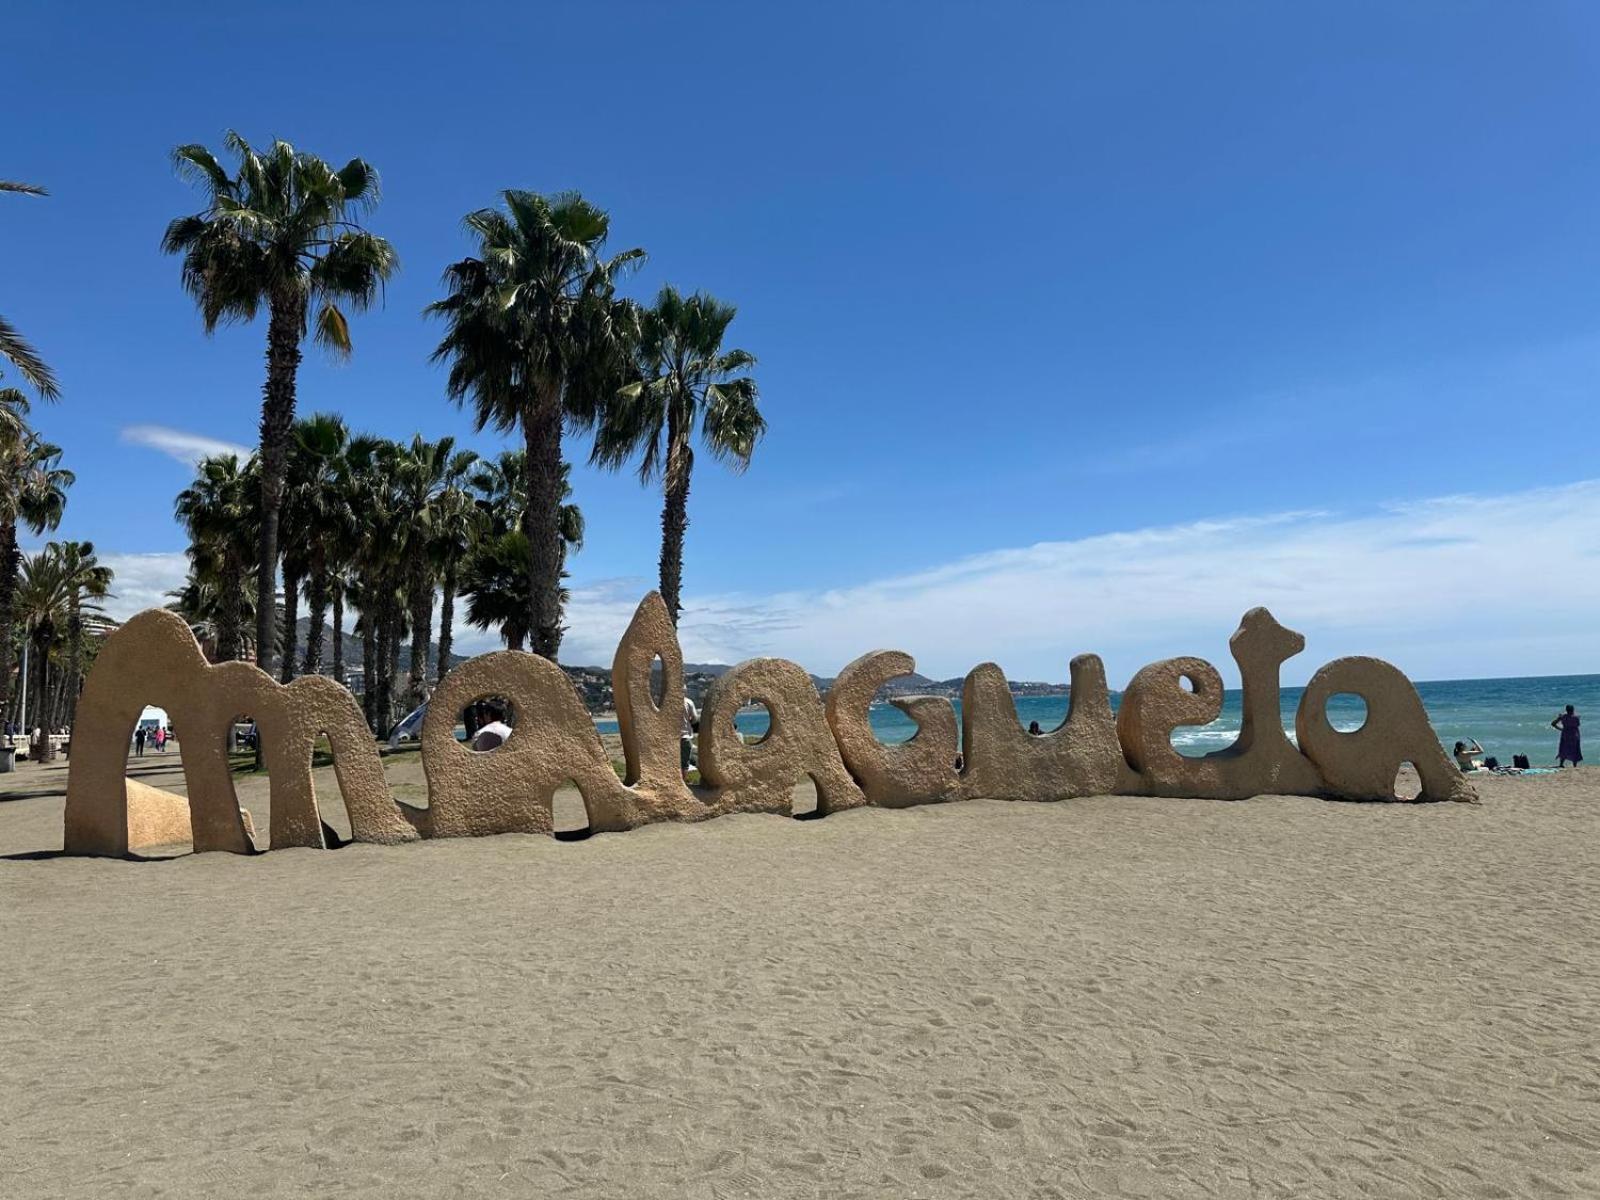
[1551,705,1582,767]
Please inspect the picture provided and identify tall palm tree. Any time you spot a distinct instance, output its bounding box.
[594,286,763,624]
[393,435,477,705]
[341,436,408,734]
[461,461,583,652]
[429,189,640,660]
[51,540,112,728]
[430,460,484,684]
[0,404,72,739]
[291,413,354,677]
[162,132,397,677]
[174,453,258,662]
[15,546,108,760]
[1,181,60,401]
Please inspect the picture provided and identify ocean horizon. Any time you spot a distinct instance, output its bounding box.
[599,673,1597,764]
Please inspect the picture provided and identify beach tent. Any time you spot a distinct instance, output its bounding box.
[388,700,428,748]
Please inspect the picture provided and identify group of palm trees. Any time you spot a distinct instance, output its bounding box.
[160,133,765,735]
[0,132,764,747]
[171,418,582,735]
[2,180,115,757]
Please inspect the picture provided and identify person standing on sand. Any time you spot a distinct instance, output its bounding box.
[133,727,146,758]
[1552,705,1582,767]
[682,695,700,777]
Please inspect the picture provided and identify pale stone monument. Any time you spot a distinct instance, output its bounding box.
[59,594,1475,858]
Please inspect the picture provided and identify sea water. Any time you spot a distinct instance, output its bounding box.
[602,674,1599,765]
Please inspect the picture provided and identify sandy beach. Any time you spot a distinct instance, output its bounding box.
[2,752,1597,1198]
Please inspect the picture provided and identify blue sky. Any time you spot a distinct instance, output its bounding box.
[5,1,1600,680]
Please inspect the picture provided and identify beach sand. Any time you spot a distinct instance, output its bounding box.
[1,751,1597,1198]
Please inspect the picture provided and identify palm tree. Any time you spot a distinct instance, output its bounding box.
[429,189,640,660]
[1,181,60,401]
[162,132,397,677]
[290,413,354,677]
[341,436,409,734]
[392,435,477,705]
[462,461,583,651]
[167,569,257,661]
[15,546,108,760]
[174,453,259,662]
[0,405,72,739]
[51,540,112,729]
[430,460,485,684]
[594,285,763,624]
[278,413,353,680]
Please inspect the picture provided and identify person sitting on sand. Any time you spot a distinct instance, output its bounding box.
[472,702,514,752]
[1552,705,1582,767]
[1453,739,1485,772]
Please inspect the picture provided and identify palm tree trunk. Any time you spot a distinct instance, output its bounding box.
[437,565,457,682]
[658,425,693,625]
[372,611,390,735]
[255,292,305,679]
[216,563,244,662]
[66,598,82,728]
[331,584,345,687]
[48,668,67,733]
[523,391,565,660]
[279,563,301,683]
[33,627,52,761]
[407,547,432,706]
[0,519,19,742]
[302,557,328,675]
[385,596,403,729]
[359,612,376,731]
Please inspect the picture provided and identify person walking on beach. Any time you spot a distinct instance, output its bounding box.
[133,727,147,758]
[154,726,167,754]
[1552,705,1582,767]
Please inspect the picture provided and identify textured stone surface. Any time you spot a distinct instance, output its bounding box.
[960,655,1125,801]
[124,778,195,851]
[63,609,416,856]
[1117,609,1325,799]
[1296,657,1477,803]
[611,592,703,820]
[421,650,647,837]
[699,658,867,817]
[826,651,961,807]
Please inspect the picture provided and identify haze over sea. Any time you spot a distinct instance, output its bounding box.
[659,674,1597,764]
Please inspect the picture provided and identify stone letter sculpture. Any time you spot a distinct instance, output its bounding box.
[59,596,1474,857]
[960,655,1125,801]
[697,658,868,817]
[825,651,961,807]
[1117,608,1324,799]
[1295,656,1475,804]
[64,608,415,856]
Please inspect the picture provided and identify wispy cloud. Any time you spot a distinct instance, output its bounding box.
[121,424,249,467]
[552,479,1600,686]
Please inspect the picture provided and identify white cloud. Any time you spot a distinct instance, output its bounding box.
[75,478,1600,689]
[121,424,249,467]
[94,552,191,621]
[557,479,1600,686]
